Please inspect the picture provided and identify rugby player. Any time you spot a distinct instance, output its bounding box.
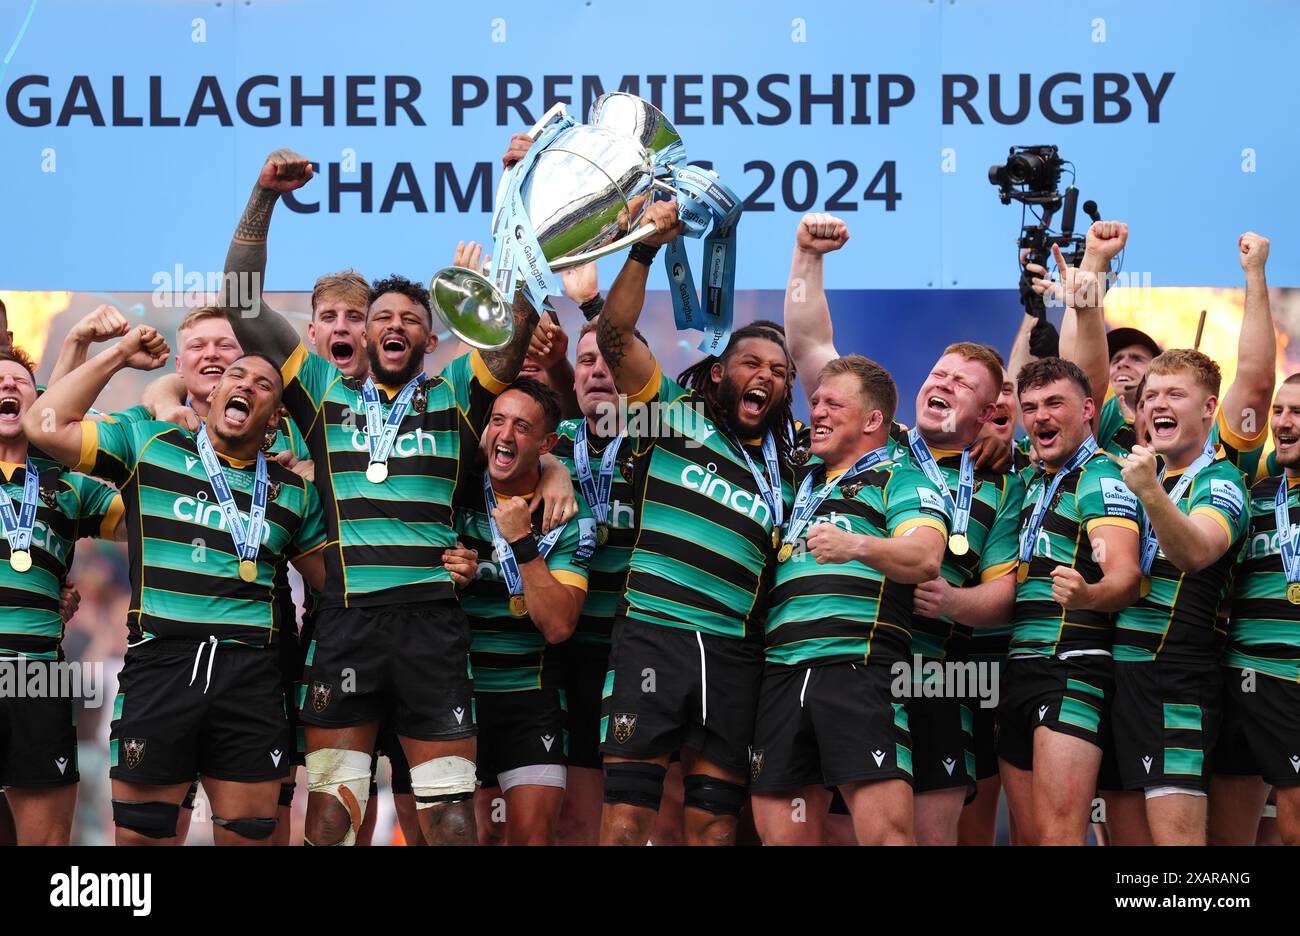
[751,354,948,844]
[1001,357,1143,844]
[0,346,122,844]
[219,148,571,846]
[1211,375,1300,845]
[785,213,1024,845]
[596,199,796,847]
[28,325,329,846]
[1106,350,1250,845]
[458,379,595,844]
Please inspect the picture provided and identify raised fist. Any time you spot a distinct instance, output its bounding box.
[69,304,129,344]
[258,148,314,194]
[1084,220,1128,263]
[796,213,850,255]
[639,199,685,249]
[117,325,170,371]
[1239,232,1270,272]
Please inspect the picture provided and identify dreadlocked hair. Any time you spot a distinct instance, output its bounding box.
[676,320,796,462]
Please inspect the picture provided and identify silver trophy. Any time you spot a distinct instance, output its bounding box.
[429,94,685,349]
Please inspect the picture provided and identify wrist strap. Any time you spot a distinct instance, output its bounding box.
[629,243,660,267]
[509,533,540,565]
[579,294,605,321]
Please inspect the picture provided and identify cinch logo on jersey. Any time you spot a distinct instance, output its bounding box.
[1100,477,1139,513]
[1247,521,1300,560]
[171,495,274,544]
[681,462,771,524]
[49,866,151,917]
[348,427,438,458]
[27,519,69,563]
[1210,479,1245,519]
[808,512,852,534]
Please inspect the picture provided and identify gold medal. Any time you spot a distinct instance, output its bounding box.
[1139,576,1152,599]
[1016,563,1029,584]
[238,559,258,583]
[1288,583,1300,606]
[366,462,388,484]
[772,529,781,549]
[777,543,794,563]
[596,523,609,546]
[9,550,31,573]
[948,533,970,556]
[509,594,528,617]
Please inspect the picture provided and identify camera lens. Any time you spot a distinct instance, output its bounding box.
[1007,153,1045,185]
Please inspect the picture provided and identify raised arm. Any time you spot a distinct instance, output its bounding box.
[596,200,682,396]
[23,325,170,465]
[47,304,129,386]
[785,213,847,407]
[1220,233,1274,437]
[222,149,316,368]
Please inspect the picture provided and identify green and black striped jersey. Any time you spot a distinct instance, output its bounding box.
[552,420,636,646]
[1013,451,1140,657]
[455,484,596,692]
[1096,390,1141,459]
[77,418,326,647]
[110,404,312,462]
[0,457,121,659]
[887,424,1024,662]
[278,344,503,608]
[621,366,795,640]
[765,456,948,668]
[1114,452,1249,664]
[1228,474,1300,681]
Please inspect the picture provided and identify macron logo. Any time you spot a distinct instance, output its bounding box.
[55,756,68,775]
[50,866,151,917]
[184,456,198,471]
[1142,755,1154,774]
[942,757,956,776]
[541,734,555,752]
[871,749,886,767]
[1037,705,1049,721]
[1290,755,1300,773]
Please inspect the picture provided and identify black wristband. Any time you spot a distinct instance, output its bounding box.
[509,532,540,565]
[579,294,605,321]
[628,242,660,267]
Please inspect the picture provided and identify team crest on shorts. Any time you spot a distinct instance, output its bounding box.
[612,713,637,743]
[750,749,765,782]
[123,738,146,769]
[311,681,333,713]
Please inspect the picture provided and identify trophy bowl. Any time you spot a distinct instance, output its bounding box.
[431,98,685,350]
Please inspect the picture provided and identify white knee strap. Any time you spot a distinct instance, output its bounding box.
[409,755,478,809]
[305,748,373,845]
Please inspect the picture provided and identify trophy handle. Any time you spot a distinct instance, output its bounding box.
[492,103,572,233]
[548,180,681,271]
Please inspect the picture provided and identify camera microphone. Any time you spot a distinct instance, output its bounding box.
[1083,200,1101,223]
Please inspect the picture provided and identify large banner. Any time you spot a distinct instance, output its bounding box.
[0,0,1294,292]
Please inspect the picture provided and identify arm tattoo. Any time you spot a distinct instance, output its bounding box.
[480,289,541,382]
[233,186,278,244]
[596,314,627,372]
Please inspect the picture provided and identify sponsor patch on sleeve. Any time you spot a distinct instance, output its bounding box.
[1208,479,1245,520]
[917,486,949,518]
[1098,477,1139,520]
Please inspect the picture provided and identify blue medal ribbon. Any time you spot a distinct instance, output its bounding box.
[359,374,425,472]
[0,458,40,559]
[1275,478,1300,587]
[907,428,974,540]
[781,445,892,547]
[492,115,575,310]
[482,473,567,598]
[1139,436,1218,575]
[1018,437,1099,565]
[574,421,622,529]
[194,425,268,569]
[664,164,743,355]
[732,431,784,540]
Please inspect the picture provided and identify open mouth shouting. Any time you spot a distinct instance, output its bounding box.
[330,339,356,368]
[199,363,226,381]
[740,386,769,420]
[379,333,408,366]
[491,440,517,472]
[1277,427,1300,460]
[1149,412,1178,443]
[0,394,22,424]
[223,392,252,429]
[923,394,953,420]
[1033,422,1061,451]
